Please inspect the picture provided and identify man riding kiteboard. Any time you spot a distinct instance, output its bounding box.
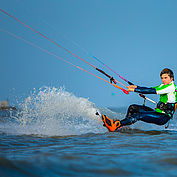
[102,68,177,132]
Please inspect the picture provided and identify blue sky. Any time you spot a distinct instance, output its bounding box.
[1,0,177,107]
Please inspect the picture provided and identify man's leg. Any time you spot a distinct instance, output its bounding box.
[125,104,154,117]
[121,107,171,126]
[138,111,171,125]
[121,104,155,126]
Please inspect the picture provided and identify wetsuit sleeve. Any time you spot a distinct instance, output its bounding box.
[134,86,157,94]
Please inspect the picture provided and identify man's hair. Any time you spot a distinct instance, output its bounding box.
[160,68,174,80]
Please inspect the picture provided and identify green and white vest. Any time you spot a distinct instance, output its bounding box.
[153,81,177,114]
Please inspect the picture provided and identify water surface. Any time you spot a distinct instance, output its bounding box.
[0,87,177,177]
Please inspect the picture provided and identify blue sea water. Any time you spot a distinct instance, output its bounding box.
[0,87,177,177]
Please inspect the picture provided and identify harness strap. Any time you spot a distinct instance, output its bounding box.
[175,103,177,112]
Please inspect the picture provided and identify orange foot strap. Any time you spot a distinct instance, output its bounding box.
[102,115,121,132]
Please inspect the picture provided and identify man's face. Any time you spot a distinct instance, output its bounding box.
[161,73,173,85]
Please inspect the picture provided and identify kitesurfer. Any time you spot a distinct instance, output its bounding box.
[102,68,177,132]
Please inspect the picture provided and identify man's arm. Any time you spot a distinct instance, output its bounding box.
[134,86,156,94]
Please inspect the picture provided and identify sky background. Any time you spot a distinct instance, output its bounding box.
[0,0,177,108]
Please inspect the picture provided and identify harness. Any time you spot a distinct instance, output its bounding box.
[157,101,176,118]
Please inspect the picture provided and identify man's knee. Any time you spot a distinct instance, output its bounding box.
[128,104,139,113]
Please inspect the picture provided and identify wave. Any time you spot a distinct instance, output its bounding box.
[0,87,107,136]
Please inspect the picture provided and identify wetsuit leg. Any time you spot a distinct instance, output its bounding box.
[138,111,170,125]
[120,104,171,126]
[125,104,154,118]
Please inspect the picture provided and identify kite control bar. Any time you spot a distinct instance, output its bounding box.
[96,68,117,84]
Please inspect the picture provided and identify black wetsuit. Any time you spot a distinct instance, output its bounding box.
[120,86,176,127]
